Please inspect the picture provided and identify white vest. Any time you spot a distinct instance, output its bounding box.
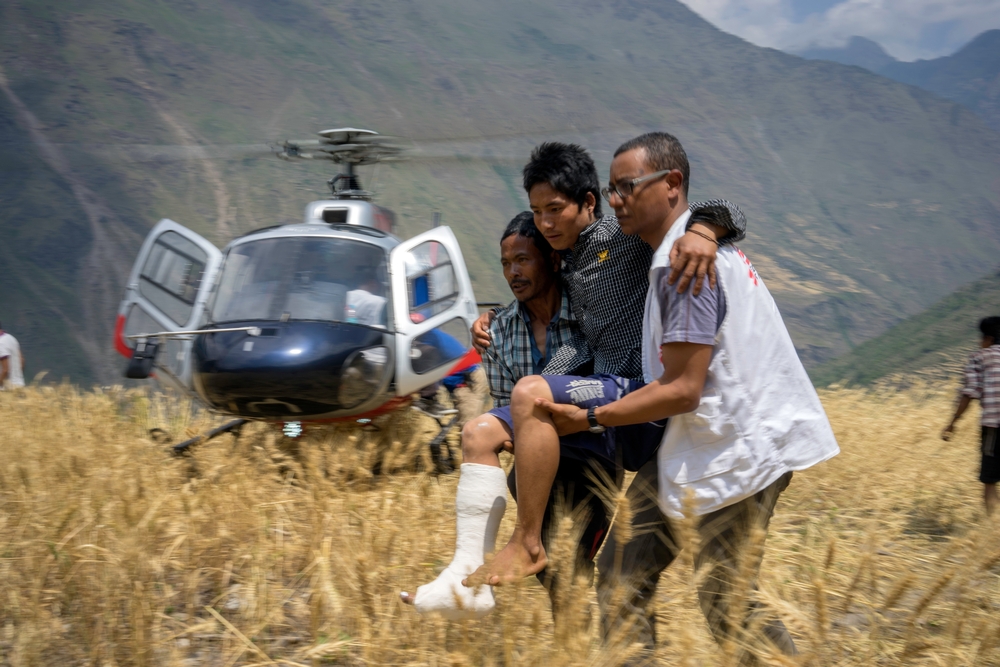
[643,218,839,518]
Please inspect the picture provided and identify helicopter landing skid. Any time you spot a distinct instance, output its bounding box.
[171,418,248,456]
[427,413,460,475]
[412,400,462,474]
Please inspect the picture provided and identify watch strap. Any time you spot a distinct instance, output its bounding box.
[587,406,599,429]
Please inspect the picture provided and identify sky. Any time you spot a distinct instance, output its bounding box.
[678,0,1000,61]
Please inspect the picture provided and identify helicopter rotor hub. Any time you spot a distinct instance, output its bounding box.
[275,128,403,200]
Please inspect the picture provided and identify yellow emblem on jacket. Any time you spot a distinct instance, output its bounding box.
[597,249,610,263]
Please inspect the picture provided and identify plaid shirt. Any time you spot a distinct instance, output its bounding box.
[554,200,747,382]
[482,290,590,407]
[961,345,1000,427]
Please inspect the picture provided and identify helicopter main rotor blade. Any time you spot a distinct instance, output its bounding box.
[22,120,720,167]
[55,142,276,164]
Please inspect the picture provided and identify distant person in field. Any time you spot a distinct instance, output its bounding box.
[0,323,25,390]
[942,316,1000,516]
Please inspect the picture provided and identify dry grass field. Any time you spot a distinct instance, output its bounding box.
[2,382,1000,666]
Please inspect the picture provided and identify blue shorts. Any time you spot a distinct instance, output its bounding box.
[488,374,666,470]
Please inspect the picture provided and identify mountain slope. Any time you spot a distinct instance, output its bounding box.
[811,271,1000,386]
[2,0,1000,384]
[881,30,1000,133]
[798,31,1000,132]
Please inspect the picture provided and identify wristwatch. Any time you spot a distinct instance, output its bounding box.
[587,406,606,434]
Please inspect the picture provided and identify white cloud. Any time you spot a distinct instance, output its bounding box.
[678,0,1000,60]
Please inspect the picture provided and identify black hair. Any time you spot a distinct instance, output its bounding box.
[522,142,602,218]
[980,316,1000,342]
[501,211,557,268]
[614,132,690,196]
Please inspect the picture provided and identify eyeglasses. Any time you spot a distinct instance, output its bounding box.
[600,169,675,202]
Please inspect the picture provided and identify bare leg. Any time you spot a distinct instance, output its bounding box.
[460,413,512,467]
[985,483,997,516]
[465,376,559,586]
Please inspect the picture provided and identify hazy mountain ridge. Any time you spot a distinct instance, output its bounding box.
[798,36,896,72]
[798,30,1000,131]
[2,0,1000,384]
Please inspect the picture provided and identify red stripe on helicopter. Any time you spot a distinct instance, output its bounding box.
[304,395,412,424]
[447,347,482,375]
[114,314,133,359]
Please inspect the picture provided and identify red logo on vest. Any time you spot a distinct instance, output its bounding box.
[736,248,759,286]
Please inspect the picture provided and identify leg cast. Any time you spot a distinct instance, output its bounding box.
[404,462,508,619]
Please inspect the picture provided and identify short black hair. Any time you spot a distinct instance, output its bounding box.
[614,132,690,196]
[522,142,602,218]
[501,211,557,267]
[980,316,1000,341]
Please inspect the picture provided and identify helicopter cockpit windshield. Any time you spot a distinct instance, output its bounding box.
[210,237,390,328]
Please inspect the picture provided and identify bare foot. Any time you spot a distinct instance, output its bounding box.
[463,538,546,587]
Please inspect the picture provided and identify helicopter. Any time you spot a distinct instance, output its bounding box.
[113,128,488,465]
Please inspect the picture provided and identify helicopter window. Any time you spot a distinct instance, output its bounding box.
[322,209,349,224]
[210,236,390,328]
[405,241,458,319]
[410,317,471,374]
[138,231,208,326]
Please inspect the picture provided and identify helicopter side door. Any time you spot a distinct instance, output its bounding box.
[113,219,223,392]
[388,226,478,397]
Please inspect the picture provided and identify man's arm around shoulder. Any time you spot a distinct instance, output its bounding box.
[669,200,747,295]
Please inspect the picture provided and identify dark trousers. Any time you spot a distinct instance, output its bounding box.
[508,457,617,609]
[597,455,797,665]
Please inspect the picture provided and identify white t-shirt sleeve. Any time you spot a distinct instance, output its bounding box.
[0,334,24,387]
[346,290,388,328]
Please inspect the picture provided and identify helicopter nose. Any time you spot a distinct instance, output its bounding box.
[192,321,392,418]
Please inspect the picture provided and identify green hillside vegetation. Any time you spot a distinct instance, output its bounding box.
[3,0,1000,384]
[811,270,1000,387]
